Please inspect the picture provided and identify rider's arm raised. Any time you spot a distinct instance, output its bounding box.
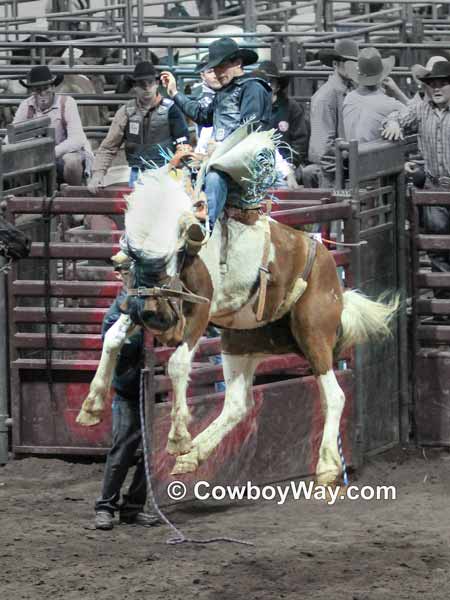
[172,92,215,126]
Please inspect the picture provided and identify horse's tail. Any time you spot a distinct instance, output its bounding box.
[337,290,399,352]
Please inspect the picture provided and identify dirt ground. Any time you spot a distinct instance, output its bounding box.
[1,447,450,600]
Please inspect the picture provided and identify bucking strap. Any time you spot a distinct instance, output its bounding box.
[256,217,272,322]
[302,237,318,281]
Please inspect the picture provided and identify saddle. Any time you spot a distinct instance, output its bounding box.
[211,212,318,329]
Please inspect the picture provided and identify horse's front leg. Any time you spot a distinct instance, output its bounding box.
[172,353,262,474]
[76,314,134,426]
[166,342,197,456]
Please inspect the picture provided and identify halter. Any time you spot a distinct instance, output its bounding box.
[119,233,209,336]
[122,233,209,304]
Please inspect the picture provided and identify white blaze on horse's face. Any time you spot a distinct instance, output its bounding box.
[124,167,194,263]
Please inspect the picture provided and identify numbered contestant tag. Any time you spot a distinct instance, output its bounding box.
[129,121,140,135]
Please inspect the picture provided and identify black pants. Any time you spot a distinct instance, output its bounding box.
[95,395,147,517]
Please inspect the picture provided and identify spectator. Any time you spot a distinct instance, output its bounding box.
[383,60,450,274]
[88,61,190,193]
[258,60,310,188]
[343,47,407,143]
[13,65,92,187]
[305,39,359,188]
[189,58,222,154]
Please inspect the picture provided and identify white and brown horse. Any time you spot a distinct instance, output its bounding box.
[76,164,397,485]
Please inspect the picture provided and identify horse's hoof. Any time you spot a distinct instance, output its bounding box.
[315,470,341,487]
[76,409,102,427]
[166,434,192,456]
[171,448,199,475]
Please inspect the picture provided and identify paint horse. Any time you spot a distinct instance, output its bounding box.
[76,143,397,486]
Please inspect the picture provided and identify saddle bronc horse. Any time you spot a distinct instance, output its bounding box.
[76,141,398,487]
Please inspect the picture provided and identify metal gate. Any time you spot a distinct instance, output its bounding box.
[335,136,413,460]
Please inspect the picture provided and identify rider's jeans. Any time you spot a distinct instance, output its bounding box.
[204,169,231,230]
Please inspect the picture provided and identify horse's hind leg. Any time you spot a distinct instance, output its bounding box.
[171,353,262,475]
[290,295,345,486]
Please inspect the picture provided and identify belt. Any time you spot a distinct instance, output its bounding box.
[427,174,450,188]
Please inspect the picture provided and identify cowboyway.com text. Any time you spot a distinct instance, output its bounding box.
[166,480,396,506]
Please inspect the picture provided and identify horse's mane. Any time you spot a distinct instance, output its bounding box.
[124,167,193,259]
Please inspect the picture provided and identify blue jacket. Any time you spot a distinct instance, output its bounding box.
[174,73,272,142]
[102,289,143,401]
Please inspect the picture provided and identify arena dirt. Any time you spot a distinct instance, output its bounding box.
[1,447,450,600]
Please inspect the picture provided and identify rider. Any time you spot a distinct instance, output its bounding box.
[161,37,272,231]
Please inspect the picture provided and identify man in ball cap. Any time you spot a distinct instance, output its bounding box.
[189,56,222,153]
[88,61,189,193]
[305,39,359,187]
[12,65,91,187]
[160,37,271,230]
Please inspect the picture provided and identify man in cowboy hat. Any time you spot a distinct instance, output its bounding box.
[160,37,271,230]
[88,61,190,194]
[12,65,91,187]
[383,59,450,274]
[305,39,359,188]
[343,47,407,143]
[258,60,310,188]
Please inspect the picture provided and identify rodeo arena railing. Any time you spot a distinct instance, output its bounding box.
[0,0,448,486]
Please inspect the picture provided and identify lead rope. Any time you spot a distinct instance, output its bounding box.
[337,433,349,486]
[138,369,254,546]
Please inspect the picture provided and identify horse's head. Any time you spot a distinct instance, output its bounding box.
[119,167,198,341]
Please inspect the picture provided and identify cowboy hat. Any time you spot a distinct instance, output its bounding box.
[19,65,63,89]
[202,37,258,70]
[130,61,159,81]
[411,57,448,83]
[345,47,395,86]
[412,59,450,83]
[195,55,209,73]
[317,39,359,68]
[258,60,290,90]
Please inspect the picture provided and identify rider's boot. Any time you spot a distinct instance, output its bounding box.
[184,216,208,256]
